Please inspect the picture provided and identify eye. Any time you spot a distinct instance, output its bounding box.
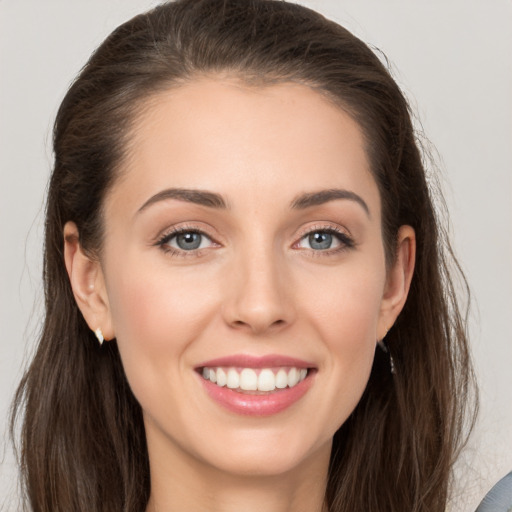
[158,229,214,253]
[301,231,338,250]
[298,231,340,251]
[296,228,354,252]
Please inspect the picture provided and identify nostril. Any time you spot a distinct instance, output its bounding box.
[229,317,287,334]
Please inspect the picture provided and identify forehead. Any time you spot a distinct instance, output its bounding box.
[108,78,380,217]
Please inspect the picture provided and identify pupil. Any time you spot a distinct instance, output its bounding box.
[177,232,201,250]
[309,232,332,250]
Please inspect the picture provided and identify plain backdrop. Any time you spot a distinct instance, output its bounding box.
[1,1,511,510]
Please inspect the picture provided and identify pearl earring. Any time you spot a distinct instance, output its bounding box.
[94,328,104,345]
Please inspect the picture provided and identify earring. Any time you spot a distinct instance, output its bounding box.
[94,328,104,346]
[377,337,396,375]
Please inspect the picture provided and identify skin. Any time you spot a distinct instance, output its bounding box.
[64,79,415,512]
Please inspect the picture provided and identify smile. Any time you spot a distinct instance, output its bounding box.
[201,366,308,393]
[196,355,316,416]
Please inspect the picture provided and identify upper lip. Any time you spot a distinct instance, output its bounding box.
[196,354,316,369]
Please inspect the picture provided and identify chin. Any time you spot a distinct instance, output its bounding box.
[192,426,333,479]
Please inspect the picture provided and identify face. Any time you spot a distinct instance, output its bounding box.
[72,79,413,482]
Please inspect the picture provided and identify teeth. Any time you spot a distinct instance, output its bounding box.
[239,368,258,390]
[226,368,240,389]
[201,366,309,392]
[258,369,275,391]
[288,367,299,387]
[216,368,227,387]
[275,369,288,389]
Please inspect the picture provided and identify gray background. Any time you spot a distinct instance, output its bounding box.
[1,1,511,510]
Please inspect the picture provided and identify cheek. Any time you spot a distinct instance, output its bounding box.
[299,260,386,343]
[107,254,214,342]
[103,254,221,399]
[295,258,385,419]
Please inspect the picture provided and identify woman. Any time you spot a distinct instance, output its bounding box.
[11,0,477,510]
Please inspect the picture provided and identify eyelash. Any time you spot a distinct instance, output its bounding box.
[155,226,217,258]
[294,225,355,255]
[155,224,355,258]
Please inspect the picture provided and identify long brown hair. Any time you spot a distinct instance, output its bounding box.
[11,1,477,510]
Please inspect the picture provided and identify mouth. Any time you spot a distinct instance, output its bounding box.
[199,366,310,393]
[195,354,317,416]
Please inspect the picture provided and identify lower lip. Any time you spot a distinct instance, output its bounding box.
[198,372,314,416]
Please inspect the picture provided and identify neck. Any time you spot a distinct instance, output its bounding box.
[145,437,330,512]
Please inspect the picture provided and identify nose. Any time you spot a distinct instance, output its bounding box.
[222,247,295,335]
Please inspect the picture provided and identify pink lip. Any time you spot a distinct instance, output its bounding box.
[196,353,315,370]
[198,374,314,416]
[195,354,316,417]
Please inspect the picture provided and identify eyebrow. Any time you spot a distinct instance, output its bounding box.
[137,186,369,217]
[291,189,370,216]
[137,188,228,213]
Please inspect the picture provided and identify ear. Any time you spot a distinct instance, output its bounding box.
[63,221,115,341]
[377,225,416,339]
